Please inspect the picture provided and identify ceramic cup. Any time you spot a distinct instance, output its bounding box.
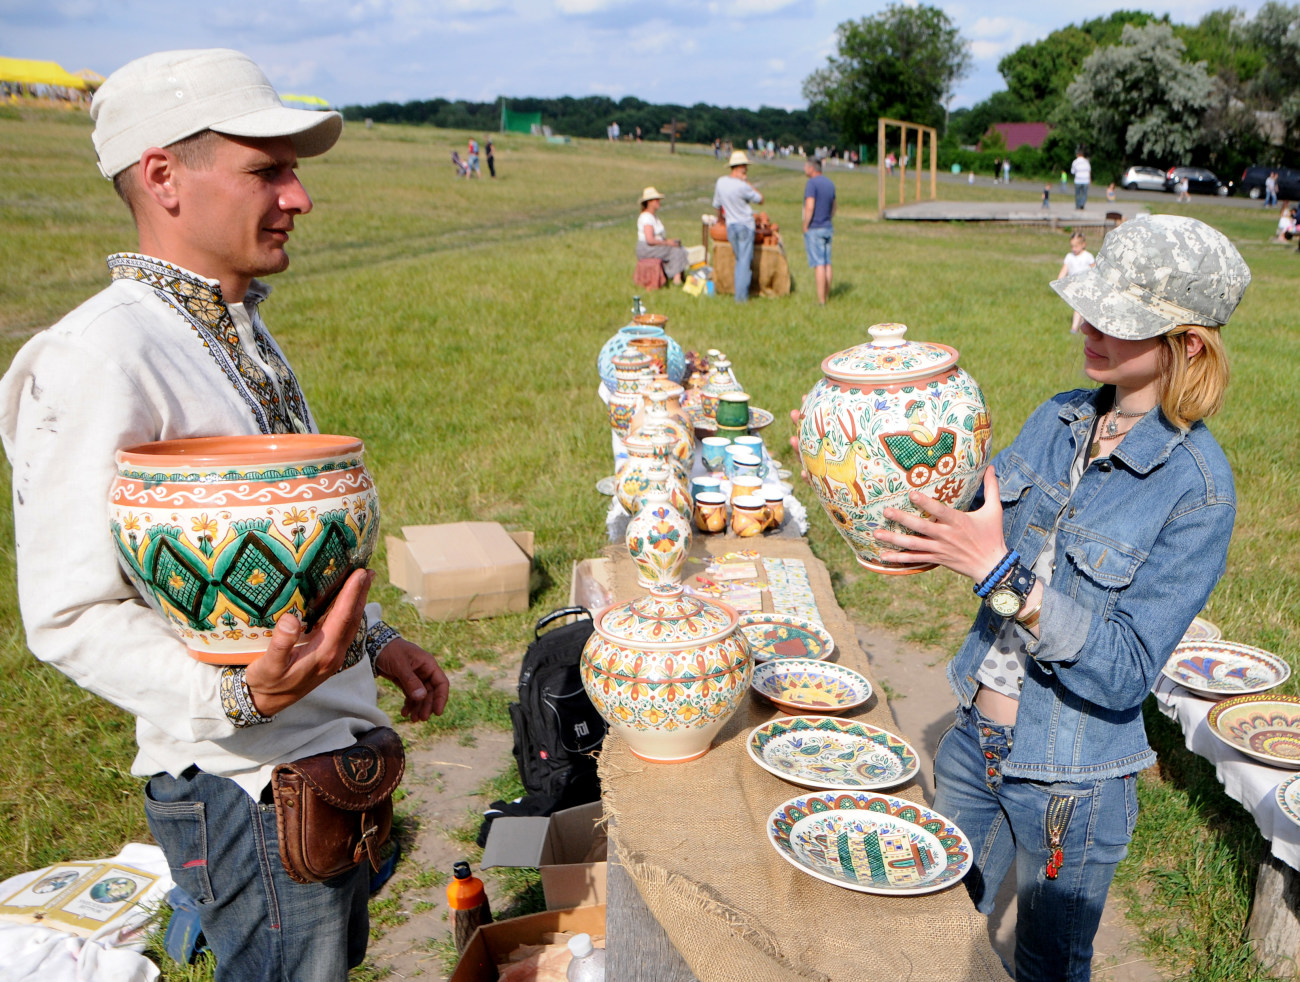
[715,391,751,428]
[723,443,750,478]
[701,436,731,473]
[694,491,728,534]
[692,475,722,499]
[731,495,771,537]
[731,454,762,480]
[734,435,765,457]
[715,424,749,441]
[731,475,765,504]
[762,485,786,529]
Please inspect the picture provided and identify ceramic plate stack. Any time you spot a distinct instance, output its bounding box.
[767,791,972,895]
[1161,641,1290,700]
[748,716,917,791]
[1207,694,1300,767]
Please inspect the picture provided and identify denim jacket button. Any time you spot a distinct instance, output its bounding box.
[1098,460,1113,472]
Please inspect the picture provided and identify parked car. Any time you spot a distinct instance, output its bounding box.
[1239,165,1300,200]
[1164,166,1232,196]
[1121,166,1168,191]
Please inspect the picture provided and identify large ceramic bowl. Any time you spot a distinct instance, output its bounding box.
[767,791,972,895]
[108,434,379,664]
[580,585,752,762]
[1161,640,1290,700]
[1207,694,1300,767]
[798,323,991,574]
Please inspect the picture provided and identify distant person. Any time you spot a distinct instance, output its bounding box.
[1265,171,1279,207]
[1041,184,1051,210]
[611,121,620,141]
[1106,182,1116,202]
[993,157,1001,183]
[802,156,835,305]
[1002,158,1011,184]
[636,187,688,285]
[713,138,721,160]
[467,137,480,178]
[485,137,495,178]
[1276,201,1294,242]
[1177,175,1191,203]
[1057,231,1095,332]
[885,152,896,176]
[1071,149,1091,209]
[713,150,763,303]
[1060,169,1069,191]
[451,149,468,178]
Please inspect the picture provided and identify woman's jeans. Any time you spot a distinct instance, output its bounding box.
[933,705,1138,982]
[145,768,370,982]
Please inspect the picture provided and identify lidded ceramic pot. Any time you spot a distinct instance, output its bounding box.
[108,434,380,663]
[608,350,654,439]
[625,485,691,589]
[581,584,752,762]
[798,323,991,574]
[701,356,743,419]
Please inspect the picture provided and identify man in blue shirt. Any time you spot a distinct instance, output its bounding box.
[802,157,836,305]
[712,150,764,302]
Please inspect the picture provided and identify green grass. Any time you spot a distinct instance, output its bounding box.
[2,105,1298,979]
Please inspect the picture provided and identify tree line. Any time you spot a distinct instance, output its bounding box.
[340,95,838,150]
[805,3,1300,183]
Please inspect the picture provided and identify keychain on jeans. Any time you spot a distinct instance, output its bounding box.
[1044,794,1076,880]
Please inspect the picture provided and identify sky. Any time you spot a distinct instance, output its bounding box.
[0,0,1271,114]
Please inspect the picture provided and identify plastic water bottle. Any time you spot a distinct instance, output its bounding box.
[566,932,606,981]
[446,861,492,955]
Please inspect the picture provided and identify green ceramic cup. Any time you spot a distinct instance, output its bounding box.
[714,423,749,441]
[715,392,750,428]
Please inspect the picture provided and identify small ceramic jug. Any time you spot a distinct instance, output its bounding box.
[627,486,692,589]
[731,495,771,537]
[731,475,764,504]
[762,486,786,529]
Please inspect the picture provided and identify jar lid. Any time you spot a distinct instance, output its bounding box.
[821,323,958,385]
[595,585,738,648]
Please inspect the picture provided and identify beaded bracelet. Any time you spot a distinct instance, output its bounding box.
[973,549,1019,598]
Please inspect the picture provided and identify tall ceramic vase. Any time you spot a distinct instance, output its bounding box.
[608,350,653,439]
[797,323,992,574]
[580,584,752,762]
[626,486,692,589]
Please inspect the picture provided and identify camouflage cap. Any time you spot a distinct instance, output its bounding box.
[1050,214,1251,340]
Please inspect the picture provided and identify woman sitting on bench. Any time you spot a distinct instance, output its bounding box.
[636,187,688,284]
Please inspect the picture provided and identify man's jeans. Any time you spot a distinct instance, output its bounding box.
[933,705,1137,982]
[146,769,370,981]
[1074,182,1089,210]
[728,223,755,302]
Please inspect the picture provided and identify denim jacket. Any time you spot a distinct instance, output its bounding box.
[948,386,1236,781]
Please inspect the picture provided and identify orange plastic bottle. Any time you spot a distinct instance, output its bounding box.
[446,861,492,954]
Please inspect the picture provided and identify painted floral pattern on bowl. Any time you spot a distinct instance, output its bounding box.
[748,716,917,790]
[1207,695,1300,767]
[751,658,872,714]
[1182,615,1222,642]
[737,614,834,662]
[767,791,972,895]
[1162,641,1290,700]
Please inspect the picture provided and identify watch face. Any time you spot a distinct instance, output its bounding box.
[988,587,1022,617]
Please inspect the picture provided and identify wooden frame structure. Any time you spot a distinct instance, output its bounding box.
[877,118,938,217]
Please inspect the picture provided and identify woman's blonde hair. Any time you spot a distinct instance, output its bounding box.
[1158,325,1229,429]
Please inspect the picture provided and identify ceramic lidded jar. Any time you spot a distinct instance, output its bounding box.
[798,323,992,574]
[608,350,654,439]
[108,434,380,663]
[581,585,752,762]
[626,485,692,589]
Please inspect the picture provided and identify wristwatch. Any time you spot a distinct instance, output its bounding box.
[985,562,1036,618]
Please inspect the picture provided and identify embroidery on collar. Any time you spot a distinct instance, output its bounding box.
[107,253,312,435]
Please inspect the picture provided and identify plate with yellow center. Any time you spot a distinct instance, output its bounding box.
[751,657,872,714]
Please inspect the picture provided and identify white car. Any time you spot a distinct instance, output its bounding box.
[1121,166,1167,191]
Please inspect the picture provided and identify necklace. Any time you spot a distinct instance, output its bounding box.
[1090,409,1140,458]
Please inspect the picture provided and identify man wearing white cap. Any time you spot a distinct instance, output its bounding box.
[713,150,764,301]
[0,49,448,981]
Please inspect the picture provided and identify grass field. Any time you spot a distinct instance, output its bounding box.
[2,107,1298,979]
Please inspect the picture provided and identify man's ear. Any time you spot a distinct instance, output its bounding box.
[138,147,181,210]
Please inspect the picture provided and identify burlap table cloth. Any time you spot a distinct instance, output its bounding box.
[598,535,1007,982]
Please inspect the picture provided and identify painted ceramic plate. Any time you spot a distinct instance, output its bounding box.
[748,716,916,790]
[738,614,834,662]
[595,475,617,496]
[1161,641,1290,700]
[1183,615,1223,642]
[1277,774,1300,829]
[751,658,873,714]
[694,407,775,433]
[768,791,972,896]
[1207,695,1300,768]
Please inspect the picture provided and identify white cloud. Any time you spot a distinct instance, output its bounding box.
[768,58,785,72]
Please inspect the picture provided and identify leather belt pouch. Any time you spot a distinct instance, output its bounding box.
[271,726,405,884]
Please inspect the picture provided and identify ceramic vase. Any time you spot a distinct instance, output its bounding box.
[626,486,692,589]
[580,584,753,762]
[108,434,380,664]
[617,441,690,518]
[701,357,743,419]
[598,323,686,390]
[608,350,654,439]
[798,323,992,574]
[634,389,694,473]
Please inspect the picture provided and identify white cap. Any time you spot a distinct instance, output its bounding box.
[567,933,594,958]
[91,48,343,179]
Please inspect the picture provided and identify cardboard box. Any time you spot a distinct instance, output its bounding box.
[480,801,608,911]
[449,904,606,982]
[386,522,534,621]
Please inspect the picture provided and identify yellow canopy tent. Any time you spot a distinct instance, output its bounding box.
[280,93,330,109]
[0,56,88,89]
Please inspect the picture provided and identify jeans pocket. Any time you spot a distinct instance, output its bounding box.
[1123,774,1140,838]
[144,786,215,905]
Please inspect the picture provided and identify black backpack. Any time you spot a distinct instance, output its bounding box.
[507,607,607,811]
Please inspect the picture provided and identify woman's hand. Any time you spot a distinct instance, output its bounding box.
[873,467,1009,583]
